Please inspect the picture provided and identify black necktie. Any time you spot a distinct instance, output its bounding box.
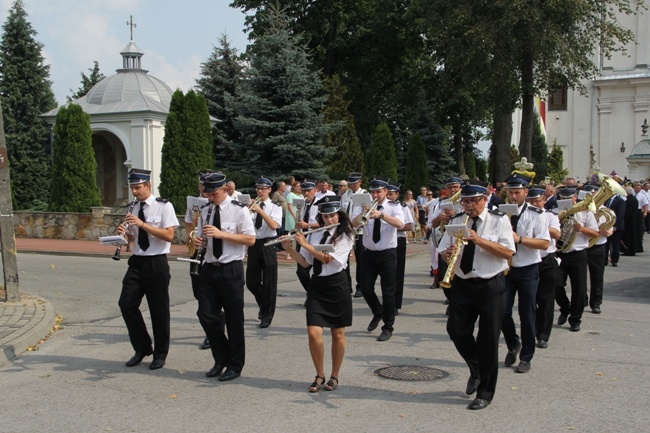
[459,217,479,274]
[372,205,383,243]
[510,203,526,231]
[605,197,613,208]
[212,205,222,259]
[137,202,150,251]
[255,202,265,229]
[312,230,331,276]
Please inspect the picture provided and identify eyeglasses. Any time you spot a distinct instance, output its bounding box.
[426,193,433,196]
[338,184,346,187]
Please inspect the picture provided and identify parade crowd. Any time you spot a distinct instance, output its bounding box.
[112,166,640,411]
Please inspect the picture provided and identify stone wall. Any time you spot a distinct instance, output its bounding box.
[13,208,187,244]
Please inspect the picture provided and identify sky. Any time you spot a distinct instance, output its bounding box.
[0,0,250,104]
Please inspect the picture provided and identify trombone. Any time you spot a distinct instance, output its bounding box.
[264,223,340,246]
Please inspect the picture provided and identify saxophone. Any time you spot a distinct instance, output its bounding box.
[187,203,203,258]
[440,214,470,289]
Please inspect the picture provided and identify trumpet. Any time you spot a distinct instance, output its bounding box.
[264,223,340,246]
[440,214,470,289]
[177,204,215,275]
[248,196,262,209]
[112,197,139,261]
[358,199,379,226]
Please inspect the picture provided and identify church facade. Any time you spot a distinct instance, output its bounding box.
[512,7,650,182]
[42,40,173,206]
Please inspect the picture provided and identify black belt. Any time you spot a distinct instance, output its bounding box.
[209,260,242,267]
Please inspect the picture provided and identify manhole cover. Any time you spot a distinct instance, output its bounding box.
[374,365,448,381]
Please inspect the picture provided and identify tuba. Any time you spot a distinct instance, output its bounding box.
[587,175,626,248]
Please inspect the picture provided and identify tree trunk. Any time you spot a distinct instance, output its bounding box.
[453,125,465,175]
[492,104,514,183]
[519,51,534,160]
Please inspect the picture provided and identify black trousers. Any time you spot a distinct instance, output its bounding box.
[502,263,539,362]
[353,234,366,291]
[119,255,171,359]
[196,261,246,374]
[536,253,558,341]
[607,230,622,264]
[246,238,278,323]
[555,249,588,326]
[361,248,397,332]
[395,237,407,309]
[447,274,504,402]
[587,243,606,308]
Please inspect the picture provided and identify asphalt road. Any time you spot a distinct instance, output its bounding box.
[1,250,650,433]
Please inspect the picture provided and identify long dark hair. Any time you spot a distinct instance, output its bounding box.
[316,209,354,243]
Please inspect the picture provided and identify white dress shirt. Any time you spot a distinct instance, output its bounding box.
[250,198,283,239]
[561,210,598,252]
[398,201,414,238]
[438,208,515,279]
[299,228,354,277]
[128,195,179,256]
[199,196,256,264]
[352,199,404,250]
[541,210,561,257]
[511,203,550,267]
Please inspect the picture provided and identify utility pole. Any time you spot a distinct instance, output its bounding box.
[0,103,20,302]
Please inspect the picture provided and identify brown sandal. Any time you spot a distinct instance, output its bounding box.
[324,376,338,391]
[309,375,325,392]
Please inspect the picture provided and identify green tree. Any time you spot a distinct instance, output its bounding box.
[510,144,521,169]
[405,133,428,194]
[464,151,477,179]
[67,60,105,102]
[232,5,334,181]
[159,90,215,214]
[0,0,57,210]
[476,155,488,181]
[547,140,568,184]
[530,114,549,183]
[195,34,243,169]
[321,74,363,180]
[48,104,100,212]
[366,123,398,180]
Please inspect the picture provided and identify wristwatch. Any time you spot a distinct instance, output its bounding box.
[380,212,385,219]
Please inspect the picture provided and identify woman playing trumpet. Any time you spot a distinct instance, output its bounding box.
[281,198,355,393]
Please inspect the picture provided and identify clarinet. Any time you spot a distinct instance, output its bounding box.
[190,204,214,276]
[112,197,139,261]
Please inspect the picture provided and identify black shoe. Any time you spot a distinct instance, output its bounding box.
[218,369,241,382]
[537,339,548,349]
[557,313,568,326]
[515,361,530,373]
[570,323,581,332]
[353,290,363,298]
[125,348,153,367]
[206,364,225,378]
[259,321,271,328]
[367,316,381,332]
[149,358,165,370]
[445,305,450,316]
[377,329,392,341]
[468,398,490,410]
[465,376,480,395]
[591,306,601,314]
[611,262,618,267]
[200,338,210,350]
[395,309,399,316]
[504,343,521,367]
[443,299,450,305]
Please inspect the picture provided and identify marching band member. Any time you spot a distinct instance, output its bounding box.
[428,177,463,305]
[118,168,179,370]
[386,181,414,315]
[295,179,319,292]
[194,172,256,382]
[525,186,561,349]
[555,186,598,333]
[501,174,550,373]
[583,183,614,314]
[282,197,355,393]
[439,180,515,410]
[246,176,282,328]
[340,172,368,298]
[352,176,404,342]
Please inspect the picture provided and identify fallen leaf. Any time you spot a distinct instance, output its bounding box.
[567,427,575,430]
[596,372,604,376]
[610,378,618,380]
[398,414,405,418]
[50,263,55,269]
[511,387,518,390]
[26,345,39,351]
[177,369,186,374]
[168,394,177,399]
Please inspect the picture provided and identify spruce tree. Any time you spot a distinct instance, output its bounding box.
[0,0,57,210]
[366,123,398,181]
[530,114,549,183]
[195,34,243,169]
[159,90,214,215]
[405,133,428,195]
[48,104,101,212]
[67,60,105,102]
[322,74,364,181]
[547,140,568,184]
[232,6,334,181]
